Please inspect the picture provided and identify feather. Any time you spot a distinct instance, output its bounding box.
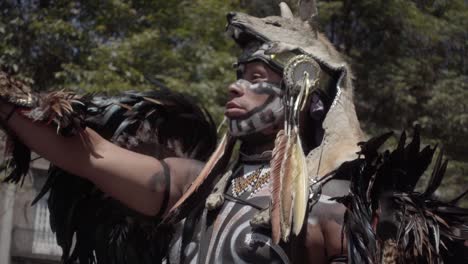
[0,70,37,107]
[334,128,468,264]
[142,96,165,105]
[450,189,468,205]
[2,139,31,185]
[270,129,287,244]
[423,150,448,198]
[292,129,309,235]
[164,133,235,224]
[280,130,296,242]
[25,90,87,136]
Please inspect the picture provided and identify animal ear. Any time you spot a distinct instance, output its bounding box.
[298,0,318,22]
[298,0,319,38]
[279,2,294,19]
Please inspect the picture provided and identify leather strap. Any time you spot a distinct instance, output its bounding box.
[155,160,171,219]
[329,255,348,264]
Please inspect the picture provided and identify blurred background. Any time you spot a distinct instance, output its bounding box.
[0,0,466,231]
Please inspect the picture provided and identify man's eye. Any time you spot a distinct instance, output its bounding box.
[252,73,265,82]
[253,73,263,78]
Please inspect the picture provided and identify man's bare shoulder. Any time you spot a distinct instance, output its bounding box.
[163,157,205,192]
[309,179,349,221]
[305,179,349,263]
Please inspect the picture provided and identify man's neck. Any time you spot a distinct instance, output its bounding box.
[239,132,276,156]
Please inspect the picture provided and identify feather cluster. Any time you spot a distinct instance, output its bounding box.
[25,90,87,135]
[1,71,87,185]
[270,66,312,244]
[89,90,217,161]
[270,128,309,244]
[2,80,218,264]
[0,70,37,107]
[333,127,468,264]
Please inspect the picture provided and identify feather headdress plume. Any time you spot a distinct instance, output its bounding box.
[270,55,320,243]
[164,133,236,224]
[333,128,468,264]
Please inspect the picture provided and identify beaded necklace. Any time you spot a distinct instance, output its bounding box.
[231,165,270,198]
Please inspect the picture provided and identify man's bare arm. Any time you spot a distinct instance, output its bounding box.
[0,102,203,216]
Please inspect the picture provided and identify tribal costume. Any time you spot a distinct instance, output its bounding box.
[1,1,467,264]
[164,2,364,262]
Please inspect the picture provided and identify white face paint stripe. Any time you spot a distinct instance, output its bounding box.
[229,97,283,136]
[229,80,284,137]
[234,79,283,96]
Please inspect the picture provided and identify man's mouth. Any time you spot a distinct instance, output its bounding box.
[225,101,247,118]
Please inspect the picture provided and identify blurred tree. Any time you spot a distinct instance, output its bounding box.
[0,0,241,119]
[315,0,467,199]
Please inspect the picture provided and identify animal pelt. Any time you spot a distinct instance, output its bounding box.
[332,127,468,264]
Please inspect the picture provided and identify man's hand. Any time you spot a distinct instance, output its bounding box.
[0,100,16,126]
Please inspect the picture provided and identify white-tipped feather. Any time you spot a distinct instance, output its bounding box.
[292,129,309,235]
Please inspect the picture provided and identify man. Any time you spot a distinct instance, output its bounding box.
[0,2,364,263]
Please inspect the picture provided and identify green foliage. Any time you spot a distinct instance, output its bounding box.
[316,0,467,201]
[317,0,467,149]
[0,0,466,199]
[1,0,241,121]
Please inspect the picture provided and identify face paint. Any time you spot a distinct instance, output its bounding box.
[228,79,284,137]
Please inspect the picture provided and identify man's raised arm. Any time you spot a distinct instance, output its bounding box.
[0,101,203,217]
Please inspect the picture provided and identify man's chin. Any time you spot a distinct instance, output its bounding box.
[224,108,248,119]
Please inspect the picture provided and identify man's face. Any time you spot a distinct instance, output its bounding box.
[225,61,282,119]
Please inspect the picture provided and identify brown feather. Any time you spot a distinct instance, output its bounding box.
[280,130,296,242]
[0,71,36,107]
[164,133,234,223]
[270,129,287,244]
[382,239,399,264]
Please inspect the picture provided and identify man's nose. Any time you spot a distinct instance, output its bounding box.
[228,82,244,98]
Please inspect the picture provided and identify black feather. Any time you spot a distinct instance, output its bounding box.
[333,127,468,263]
[30,86,217,264]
